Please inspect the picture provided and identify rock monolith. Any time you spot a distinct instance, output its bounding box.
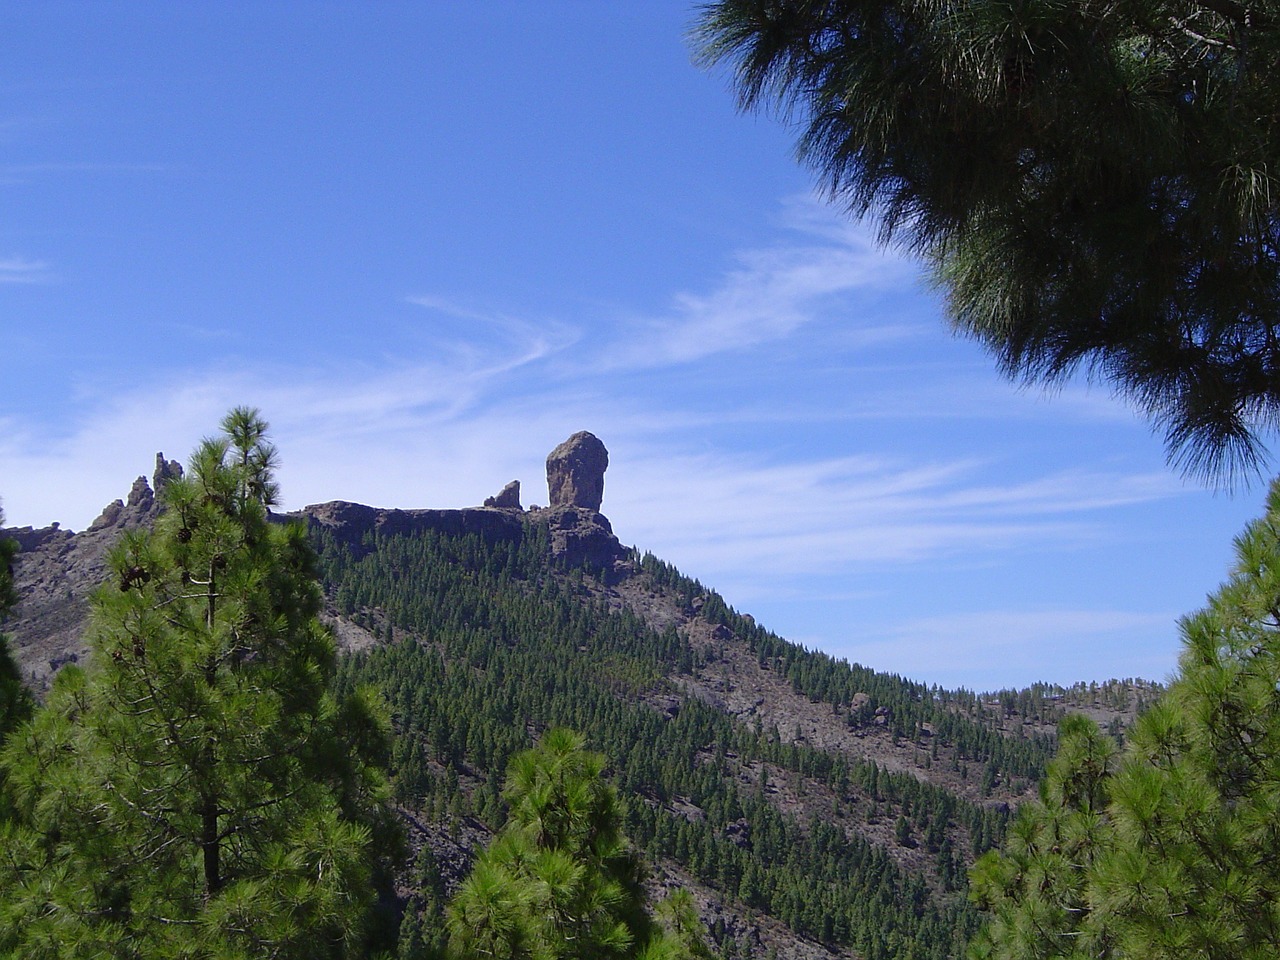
[546,432,608,511]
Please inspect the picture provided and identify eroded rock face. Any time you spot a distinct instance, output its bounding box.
[153,453,183,494]
[6,451,185,689]
[541,505,628,574]
[546,432,608,510]
[88,499,125,531]
[126,475,154,510]
[484,480,521,510]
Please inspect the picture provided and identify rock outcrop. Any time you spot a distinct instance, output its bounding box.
[540,433,627,574]
[5,452,185,688]
[546,432,608,511]
[6,437,636,687]
[85,453,182,533]
[126,475,153,510]
[87,499,124,532]
[153,453,183,494]
[541,505,629,576]
[483,480,521,510]
[299,501,525,557]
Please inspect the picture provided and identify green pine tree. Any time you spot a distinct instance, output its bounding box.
[694,0,1280,480]
[0,408,397,960]
[0,507,16,619]
[967,714,1118,959]
[445,728,705,960]
[970,476,1280,958]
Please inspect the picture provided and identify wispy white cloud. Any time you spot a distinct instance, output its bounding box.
[405,293,580,373]
[605,201,922,368]
[0,341,1180,572]
[0,346,563,529]
[605,449,1183,584]
[0,257,50,283]
[0,195,1210,692]
[0,320,1208,694]
[405,294,503,325]
[800,376,1148,426]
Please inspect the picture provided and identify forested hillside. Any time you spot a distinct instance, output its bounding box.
[2,454,1157,959]
[307,505,1141,959]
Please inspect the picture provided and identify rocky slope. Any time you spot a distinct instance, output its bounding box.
[5,454,182,688]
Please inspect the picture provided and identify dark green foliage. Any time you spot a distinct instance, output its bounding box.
[695,0,1280,480]
[0,633,26,753]
[445,728,683,960]
[968,714,1118,959]
[0,410,397,960]
[656,890,715,960]
[443,730,715,959]
[399,845,450,960]
[319,521,1022,959]
[0,636,29,826]
[970,477,1280,958]
[0,514,34,823]
[0,507,16,618]
[0,438,1076,957]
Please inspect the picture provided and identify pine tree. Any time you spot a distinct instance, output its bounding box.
[970,477,1280,958]
[967,714,1118,959]
[1089,479,1280,957]
[0,507,16,620]
[445,728,704,960]
[0,408,397,960]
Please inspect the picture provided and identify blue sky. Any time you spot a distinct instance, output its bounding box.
[1,2,1268,691]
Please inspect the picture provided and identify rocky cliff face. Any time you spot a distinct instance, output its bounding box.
[3,436,631,685]
[535,505,630,576]
[300,500,526,553]
[537,431,626,573]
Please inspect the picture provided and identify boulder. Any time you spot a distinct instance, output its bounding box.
[725,818,753,850]
[546,431,608,510]
[483,480,522,510]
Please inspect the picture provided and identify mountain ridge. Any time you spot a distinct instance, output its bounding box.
[3,439,1158,959]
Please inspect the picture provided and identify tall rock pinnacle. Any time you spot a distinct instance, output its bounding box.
[546,432,608,511]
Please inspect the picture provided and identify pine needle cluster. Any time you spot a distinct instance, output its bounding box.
[695,0,1280,481]
[444,729,710,960]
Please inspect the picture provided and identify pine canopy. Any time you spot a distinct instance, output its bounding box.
[0,409,397,960]
[694,0,1280,481]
